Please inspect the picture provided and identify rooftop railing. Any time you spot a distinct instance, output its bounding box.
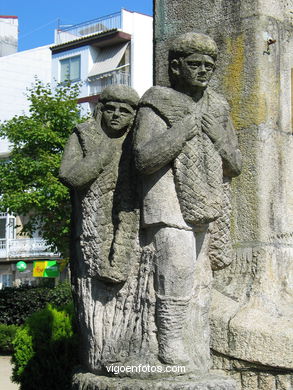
[55,11,122,44]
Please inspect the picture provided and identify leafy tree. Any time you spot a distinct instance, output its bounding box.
[0,79,83,256]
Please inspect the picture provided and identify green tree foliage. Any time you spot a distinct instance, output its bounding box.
[11,303,78,390]
[0,79,83,256]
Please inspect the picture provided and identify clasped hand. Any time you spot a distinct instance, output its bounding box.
[201,113,224,143]
[181,113,224,144]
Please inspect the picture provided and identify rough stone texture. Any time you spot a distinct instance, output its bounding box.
[60,85,156,375]
[133,32,241,379]
[60,34,242,388]
[212,352,293,390]
[60,82,238,389]
[211,245,293,369]
[154,0,293,389]
[72,370,236,390]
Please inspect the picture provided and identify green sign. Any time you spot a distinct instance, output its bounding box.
[33,260,60,278]
[16,261,27,272]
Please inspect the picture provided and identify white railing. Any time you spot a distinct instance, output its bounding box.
[0,238,58,259]
[89,70,130,95]
[55,11,122,44]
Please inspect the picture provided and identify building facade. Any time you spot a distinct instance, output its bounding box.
[0,9,153,288]
[51,10,153,114]
[0,212,59,288]
[0,23,53,287]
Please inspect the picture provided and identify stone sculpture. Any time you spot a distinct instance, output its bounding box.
[59,85,140,284]
[59,85,144,374]
[60,34,241,390]
[133,32,242,372]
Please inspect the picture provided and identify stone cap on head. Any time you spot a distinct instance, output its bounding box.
[169,32,218,61]
[99,85,140,108]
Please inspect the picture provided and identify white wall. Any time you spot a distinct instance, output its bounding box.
[122,10,153,97]
[0,45,52,156]
[121,9,134,35]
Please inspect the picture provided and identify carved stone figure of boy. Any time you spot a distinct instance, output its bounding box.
[134,32,242,369]
[59,85,140,284]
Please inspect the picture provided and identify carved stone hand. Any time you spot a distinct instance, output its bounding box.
[201,113,223,143]
[181,113,200,142]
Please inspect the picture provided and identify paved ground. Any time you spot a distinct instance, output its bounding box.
[0,355,19,389]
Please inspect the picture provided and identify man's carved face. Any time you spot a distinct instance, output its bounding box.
[172,53,215,93]
[102,101,135,137]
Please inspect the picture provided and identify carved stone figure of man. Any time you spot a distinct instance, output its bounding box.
[59,85,140,284]
[133,33,242,368]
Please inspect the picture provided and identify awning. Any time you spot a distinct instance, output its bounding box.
[88,42,129,79]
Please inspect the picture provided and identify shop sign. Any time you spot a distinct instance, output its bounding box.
[33,260,60,278]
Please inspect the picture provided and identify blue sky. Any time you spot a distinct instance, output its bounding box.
[0,1,153,51]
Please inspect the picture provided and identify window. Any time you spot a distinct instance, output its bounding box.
[60,56,81,82]
[0,214,16,240]
[88,43,130,79]
[0,274,13,288]
[8,218,15,239]
[0,219,6,239]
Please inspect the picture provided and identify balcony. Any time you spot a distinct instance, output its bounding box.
[0,238,58,260]
[55,11,122,44]
[89,68,130,95]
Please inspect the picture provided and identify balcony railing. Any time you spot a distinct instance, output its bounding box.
[89,69,130,95]
[55,11,122,44]
[0,238,58,259]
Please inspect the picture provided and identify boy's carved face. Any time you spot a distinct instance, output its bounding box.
[102,101,135,137]
[171,52,215,94]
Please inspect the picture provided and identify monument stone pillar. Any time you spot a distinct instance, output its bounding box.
[154,0,293,388]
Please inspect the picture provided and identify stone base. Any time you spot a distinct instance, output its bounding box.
[72,370,236,390]
[212,350,293,390]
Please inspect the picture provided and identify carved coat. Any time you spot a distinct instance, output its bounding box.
[134,86,242,269]
[60,117,140,283]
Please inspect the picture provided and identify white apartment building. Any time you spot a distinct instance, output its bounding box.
[51,10,153,114]
[0,9,153,288]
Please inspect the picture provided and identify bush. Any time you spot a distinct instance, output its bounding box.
[0,323,19,353]
[0,282,72,325]
[11,303,78,390]
[47,281,73,307]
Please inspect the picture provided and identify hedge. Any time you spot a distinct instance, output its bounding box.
[11,303,78,390]
[0,282,73,325]
[0,323,19,353]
